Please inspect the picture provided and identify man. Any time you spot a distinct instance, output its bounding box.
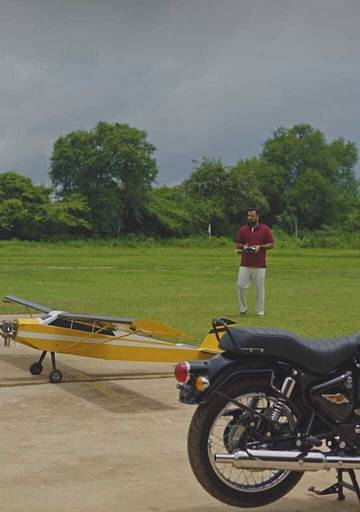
[235,208,275,317]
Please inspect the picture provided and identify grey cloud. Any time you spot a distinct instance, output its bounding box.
[0,0,359,185]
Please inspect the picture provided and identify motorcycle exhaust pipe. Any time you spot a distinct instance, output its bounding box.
[215,449,360,471]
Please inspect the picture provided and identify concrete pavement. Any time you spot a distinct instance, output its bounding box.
[0,337,359,511]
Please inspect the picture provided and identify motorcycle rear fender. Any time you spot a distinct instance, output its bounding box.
[182,354,286,404]
[202,364,275,402]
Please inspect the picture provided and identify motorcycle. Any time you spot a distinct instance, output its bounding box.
[175,319,360,508]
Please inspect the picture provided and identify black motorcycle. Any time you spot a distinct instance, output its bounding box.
[175,319,360,508]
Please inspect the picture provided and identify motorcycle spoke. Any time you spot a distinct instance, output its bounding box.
[208,391,298,493]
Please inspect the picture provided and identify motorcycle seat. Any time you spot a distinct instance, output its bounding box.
[219,327,360,375]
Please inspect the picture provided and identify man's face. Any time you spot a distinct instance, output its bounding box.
[247,210,259,226]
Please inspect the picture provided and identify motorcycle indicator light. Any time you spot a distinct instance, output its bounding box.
[175,361,191,384]
[195,376,210,392]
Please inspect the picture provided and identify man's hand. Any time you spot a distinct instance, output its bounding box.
[235,243,247,255]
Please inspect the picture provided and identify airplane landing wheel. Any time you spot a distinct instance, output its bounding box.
[30,362,43,375]
[49,369,63,384]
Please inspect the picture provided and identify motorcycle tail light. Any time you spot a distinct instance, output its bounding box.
[175,361,191,384]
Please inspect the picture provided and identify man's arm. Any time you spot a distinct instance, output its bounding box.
[235,228,247,252]
[259,242,274,250]
[236,241,247,250]
[253,243,273,254]
[259,229,275,251]
[235,240,247,254]
[255,228,275,253]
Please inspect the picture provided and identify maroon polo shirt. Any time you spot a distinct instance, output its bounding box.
[236,223,274,268]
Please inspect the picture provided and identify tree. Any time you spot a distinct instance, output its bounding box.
[50,122,158,236]
[327,138,359,191]
[224,162,269,227]
[0,172,90,239]
[44,194,91,237]
[183,158,270,235]
[342,195,360,230]
[262,124,358,185]
[182,158,229,235]
[144,186,210,237]
[261,124,329,182]
[287,169,341,229]
[183,158,227,199]
[235,158,288,224]
[261,124,359,229]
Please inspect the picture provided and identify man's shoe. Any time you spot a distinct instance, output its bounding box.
[257,312,264,318]
[240,311,247,316]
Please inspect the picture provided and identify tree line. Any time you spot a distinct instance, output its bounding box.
[0,122,359,240]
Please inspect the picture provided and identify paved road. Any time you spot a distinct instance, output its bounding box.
[0,332,359,511]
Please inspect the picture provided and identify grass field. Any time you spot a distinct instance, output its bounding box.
[0,240,359,341]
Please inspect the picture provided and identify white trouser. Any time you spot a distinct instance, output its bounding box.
[237,266,266,315]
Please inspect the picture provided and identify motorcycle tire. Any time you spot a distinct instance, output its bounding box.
[188,376,304,508]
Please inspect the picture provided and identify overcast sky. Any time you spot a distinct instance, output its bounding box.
[1,0,360,185]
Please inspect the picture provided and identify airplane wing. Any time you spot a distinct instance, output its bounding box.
[3,295,53,313]
[3,295,135,324]
[58,311,135,325]
[3,295,188,338]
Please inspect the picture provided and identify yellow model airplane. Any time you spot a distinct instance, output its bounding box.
[0,295,231,383]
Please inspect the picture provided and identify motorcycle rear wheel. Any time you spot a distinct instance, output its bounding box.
[188,376,304,508]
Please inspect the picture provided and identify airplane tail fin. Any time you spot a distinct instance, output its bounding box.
[198,332,222,354]
[198,318,237,355]
[130,319,190,339]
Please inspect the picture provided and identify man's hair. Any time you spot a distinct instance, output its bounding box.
[248,208,260,215]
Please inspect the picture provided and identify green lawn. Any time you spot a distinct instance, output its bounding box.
[0,241,359,341]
